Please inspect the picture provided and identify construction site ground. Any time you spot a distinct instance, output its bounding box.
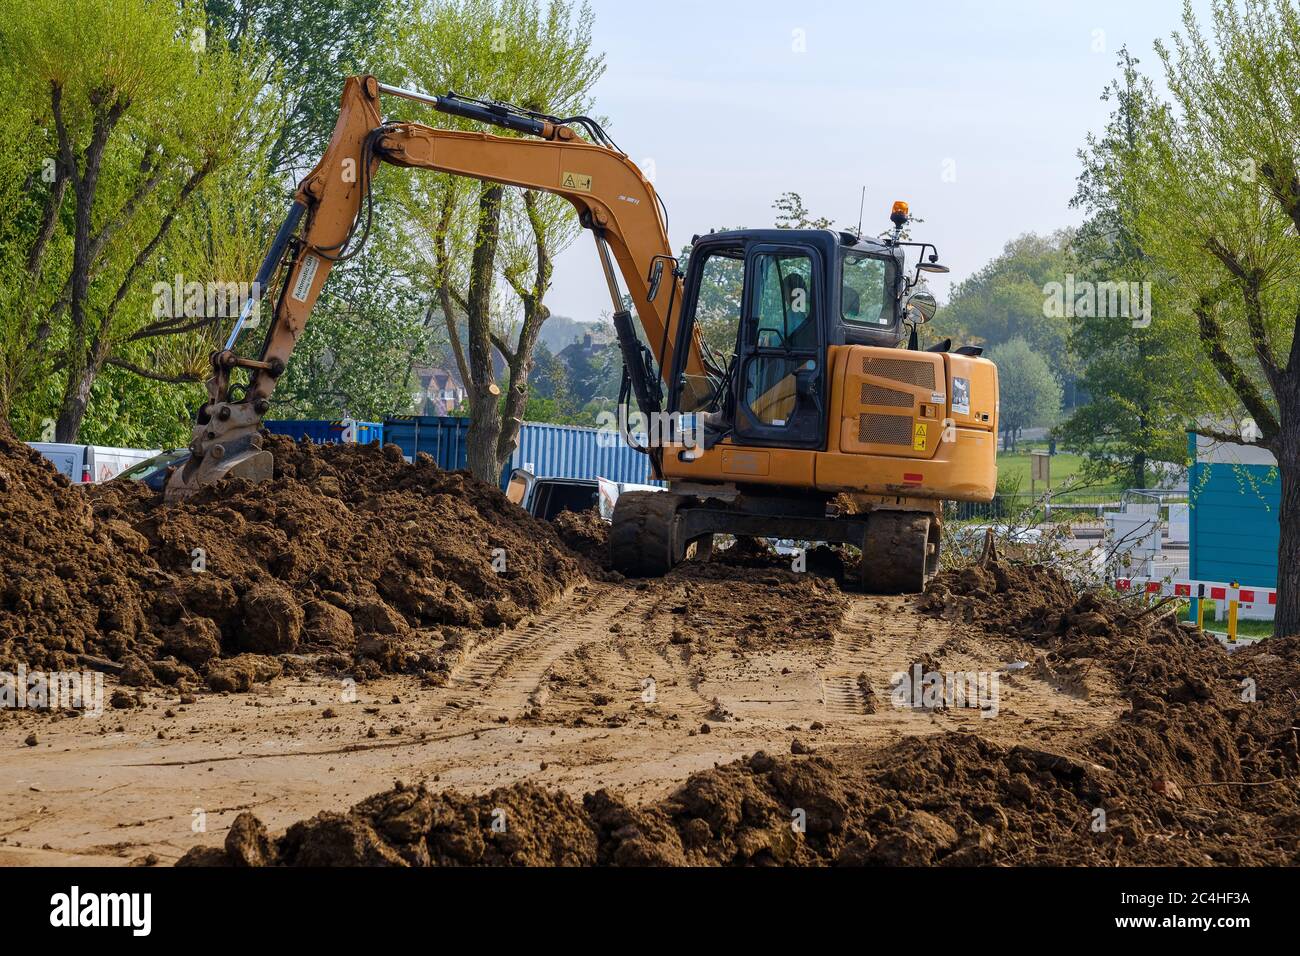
[4,432,1298,868]
[0,570,1126,865]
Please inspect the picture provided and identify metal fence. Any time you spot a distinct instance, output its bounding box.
[945,493,1122,523]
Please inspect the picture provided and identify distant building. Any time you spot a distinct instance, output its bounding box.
[412,366,466,416]
[557,331,605,361]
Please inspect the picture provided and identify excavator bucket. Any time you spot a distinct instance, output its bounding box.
[163,433,273,503]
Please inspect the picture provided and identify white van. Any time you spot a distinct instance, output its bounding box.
[28,442,161,484]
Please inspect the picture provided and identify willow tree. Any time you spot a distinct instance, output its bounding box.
[0,0,268,442]
[390,0,604,482]
[1110,0,1300,634]
[1060,48,1206,490]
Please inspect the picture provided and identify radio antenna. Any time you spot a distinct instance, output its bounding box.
[855,186,866,238]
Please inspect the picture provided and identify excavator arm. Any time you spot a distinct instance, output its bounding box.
[167,74,691,500]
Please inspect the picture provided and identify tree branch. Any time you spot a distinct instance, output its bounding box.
[489,331,516,365]
[1205,237,1280,388]
[104,357,203,384]
[1193,291,1280,439]
[103,158,214,328]
[126,312,221,342]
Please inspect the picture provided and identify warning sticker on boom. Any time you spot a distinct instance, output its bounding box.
[291,254,320,302]
[913,422,928,451]
[561,171,592,192]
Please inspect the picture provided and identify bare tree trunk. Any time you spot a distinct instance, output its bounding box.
[55,358,99,443]
[1133,450,1147,489]
[493,190,556,477]
[466,385,503,481]
[463,184,505,484]
[1276,405,1300,637]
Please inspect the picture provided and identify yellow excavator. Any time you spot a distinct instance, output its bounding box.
[166,75,998,593]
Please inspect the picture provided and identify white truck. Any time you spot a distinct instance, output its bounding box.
[27,442,161,484]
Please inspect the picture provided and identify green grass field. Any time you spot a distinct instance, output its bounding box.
[1184,606,1276,639]
[995,450,1126,501]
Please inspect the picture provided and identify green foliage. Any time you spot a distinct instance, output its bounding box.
[1057,48,1205,487]
[1112,0,1300,447]
[203,0,399,174]
[929,232,1079,402]
[0,0,275,440]
[773,192,833,230]
[986,337,1061,449]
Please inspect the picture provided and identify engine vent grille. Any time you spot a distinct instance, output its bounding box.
[860,383,914,408]
[862,357,935,390]
[858,413,914,446]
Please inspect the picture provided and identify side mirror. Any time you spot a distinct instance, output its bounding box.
[647,259,665,301]
[505,468,535,506]
[904,289,938,324]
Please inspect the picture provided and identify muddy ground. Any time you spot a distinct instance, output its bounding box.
[2,430,1297,866]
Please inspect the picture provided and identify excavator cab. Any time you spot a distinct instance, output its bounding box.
[670,228,906,453]
[610,219,997,593]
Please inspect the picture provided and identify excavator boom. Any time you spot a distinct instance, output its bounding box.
[167,74,685,500]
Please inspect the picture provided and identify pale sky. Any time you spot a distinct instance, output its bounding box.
[542,0,1212,322]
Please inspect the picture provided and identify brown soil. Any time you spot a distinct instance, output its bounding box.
[5,421,1295,867]
[169,562,1300,867]
[1,430,588,691]
[550,508,610,569]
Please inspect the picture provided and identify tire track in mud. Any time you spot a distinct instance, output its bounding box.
[818,595,945,718]
[427,584,649,720]
[818,597,880,717]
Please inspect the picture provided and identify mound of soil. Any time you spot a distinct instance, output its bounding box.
[1,430,589,690]
[550,508,609,568]
[183,560,1300,866]
[667,561,846,649]
[0,425,148,679]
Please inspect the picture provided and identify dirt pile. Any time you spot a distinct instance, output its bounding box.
[182,560,1300,866]
[666,560,846,650]
[913,562,1300,864]
[179,780,600,867]
[0,425,147,679]
[1,432,589,690]
[550,508,609,568]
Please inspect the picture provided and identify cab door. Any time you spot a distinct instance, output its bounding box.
[732,244,826,449]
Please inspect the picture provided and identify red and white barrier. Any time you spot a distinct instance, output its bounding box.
[1115,577,1277,605]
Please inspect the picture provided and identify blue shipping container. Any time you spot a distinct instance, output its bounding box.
[265,419,383,445]
[1188,432,1280,589]
[383,415,658,489]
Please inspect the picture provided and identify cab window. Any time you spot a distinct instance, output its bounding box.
[679,246,744,414]
[841,252,892,328]
[751,252,817,350]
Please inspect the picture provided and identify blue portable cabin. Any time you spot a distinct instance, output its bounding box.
[382,415,658,490]
[1187,432,1279,607]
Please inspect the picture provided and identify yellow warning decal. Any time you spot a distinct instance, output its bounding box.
[561,171,592,192]
[913,422,928,451]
